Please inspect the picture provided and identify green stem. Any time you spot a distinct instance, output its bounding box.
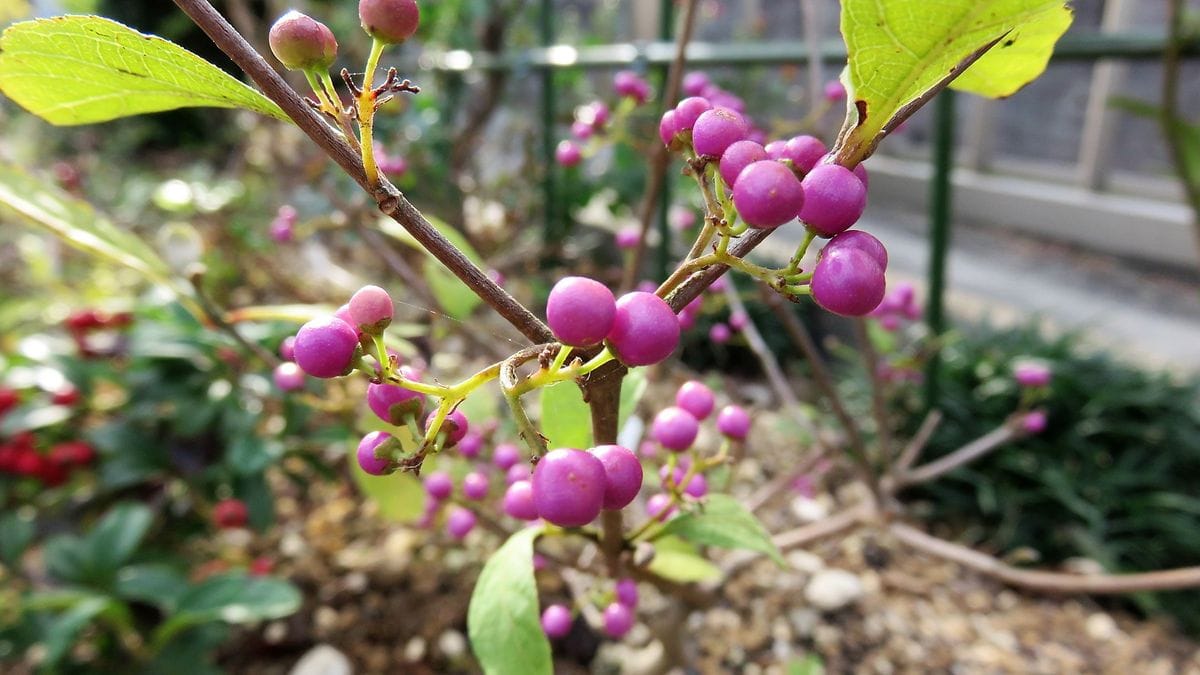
[359,38,388,185]
[786,229,818,274]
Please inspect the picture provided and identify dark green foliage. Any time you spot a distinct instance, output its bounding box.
[900,323,1200,632]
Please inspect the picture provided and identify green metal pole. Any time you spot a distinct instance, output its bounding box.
[539,0,559,245]
[924,90,956,410]
[655,0,675,280]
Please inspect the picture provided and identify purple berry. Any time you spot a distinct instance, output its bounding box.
[709,323,732,344]
[1021,409,1048,434]
[646,493,675,521]
[652,406,699,452]
[348,284,394,334]
[426,410,469,446]
[279,335,296,361]
[1014,361,1052,388]
[728,311,749,331]
[293,316,359,378]
[446,506,476,539]
[799,164,868,237]
[273,362,306,391]
[333,304,364,338]
[493,442,521,471]
[590,444,643,510]
[603,602,634,638]
[854,163,869,188]
[732,160,805,229]
[692,107,749,158]
[449,434,479,460]
[503,480,539,521]
[358,0,420,44]
[682,71,710,96]
[824,79,847,101]
[683,472,708,498]
[556,140,582,167]
[673,96,712,132]
[719,140,768,188]
[541,605,572,639]
[613,70,650,104]
[269,216,294,243]
[356,431,393,476]
[615,227,641,251]
[781,135,827,174]
[546,276,617,348]
[588,102,611,128]
[822,230,888,271]
[367,382,424,425]
[461,471,489,501]
[659,110,681,147]
[572,120,594,140]
[764,140,787,160]
[716,405,751,440]
[615,578,638,608]
[669,206,697,231]
[268,10,337,71]
[607,292,680,367]
[506,463,531,485]
[675,381,715,420]
[424,471,453,501]
[531,448,606,528]
[811,247,886,316]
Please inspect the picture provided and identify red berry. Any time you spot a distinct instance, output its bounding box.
[213,498,249,529]
[359,0,421,44]
[268,10,338,71]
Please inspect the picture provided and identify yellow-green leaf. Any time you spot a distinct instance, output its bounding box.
[0,16,288,125]
[539,381,592,449]
[836,1,1072,164]
[468,527,551,675]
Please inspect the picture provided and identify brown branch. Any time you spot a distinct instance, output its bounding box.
[893,409,943,475]
[896,423,1016,488]
[622,0,700,290]
[722,280,802,410]
[746,447,827,514]
[773,504,869,551]
[172,0,553,345]
[890,522,1200,594]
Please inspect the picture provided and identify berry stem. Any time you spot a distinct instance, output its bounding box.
[549,344,573,374]
[785,229,818,275]
[358,37,388,186]
[313,70,362,153]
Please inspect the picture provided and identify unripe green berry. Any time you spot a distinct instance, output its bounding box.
[268,11,337,72]
[359,0,421,45]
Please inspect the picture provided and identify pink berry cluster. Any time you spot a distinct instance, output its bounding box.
[556,70,653,168]
[269,204,297,243]
[546,276,680,367]
[541,575,639,640]
[868,281,920,332]
[658,72,890,317]
[1013,359,1052,434]
[373,142,409,177]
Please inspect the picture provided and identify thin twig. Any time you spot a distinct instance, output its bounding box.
[773,504,869,551]
[723,278,801,410]
[854,318,893,460]
[172,0,553,345]
[893,409,943,475]
[746,447,827,514]
[188,272,280,368]
[890,522,1200,594]
[623,0,700,290]
[896,423,1016,488]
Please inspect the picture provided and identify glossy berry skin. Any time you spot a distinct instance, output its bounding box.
[822,230,888,271]
[718,140,767,188]
[356,431,393,476]
[424,471,453,501]
[279,336,296,361]
[603,602,634,639]
[503,480,539,521]
[800,164,868,237]
[652,406,700,452]
[764,140,787,160]
[213,499,248,529]
[658,110,680,147]
[682,71,710,96]
[367,382,424,425]
[781,135,827,174]
[493,442,521,471]
[682,472,708,498]
[506,463,531,485]
[615,578,638,608]
[732,160,805,229]
[462,471,489,500]
[555,140,582,167]
[673,96,712,132]
[590,444,643,510]
[269,11,337,71]
[541,605,573,639]
[675,381,715,420]
[692,107,749,158]
[348,285,393,334]
[457,432,483,458]
[1014,362,1052,388]
[293,316,359,378]
[273,362,305,392]
[358,0,420,44]
[607,292,680,367]
[531,448,606,528]
[811,247,886,317]
[646,493,675,521]
[716,405,751,440]
[446,506,476,540]
[547,276,617,348]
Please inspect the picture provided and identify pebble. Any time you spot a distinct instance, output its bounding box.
[403,637,426,663]
[789,496,829,523]
[786,550,825,574]
[805,569,864,611]
[437,629,467,659]
[288,644,352,675]
[1085,612,1119,641]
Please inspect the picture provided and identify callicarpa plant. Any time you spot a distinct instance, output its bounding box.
[8,1,1198,673]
